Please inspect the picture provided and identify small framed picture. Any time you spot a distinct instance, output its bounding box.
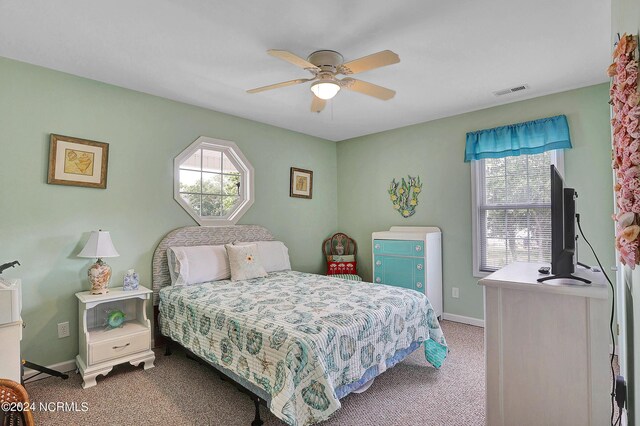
[47,134,109,189]
[290,167,313,199]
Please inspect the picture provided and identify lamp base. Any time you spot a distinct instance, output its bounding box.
[88,258,112,295]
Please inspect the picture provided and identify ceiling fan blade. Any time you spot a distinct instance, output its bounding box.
[311,95,326,113]
[341,78,395,100]
[338,50,400,75]
[247,78,313,94]
[267,49,320,71]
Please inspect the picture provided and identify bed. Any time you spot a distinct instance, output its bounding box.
[152,225,447,426]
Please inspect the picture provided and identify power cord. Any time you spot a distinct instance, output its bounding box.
[576,214,618,425]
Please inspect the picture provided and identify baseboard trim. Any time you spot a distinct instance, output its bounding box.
[23,359,77,381]
[442,313,485,328]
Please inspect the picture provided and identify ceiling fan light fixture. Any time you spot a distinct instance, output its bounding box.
[310,80,340,100]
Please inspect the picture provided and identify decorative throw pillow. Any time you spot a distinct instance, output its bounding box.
[327,261,358,275]
[225,244,268,281]
[327,254,355,262]
[234,240,292,272]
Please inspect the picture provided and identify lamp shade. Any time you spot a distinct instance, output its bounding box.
[310,80,340,100]
[78,231,119,258]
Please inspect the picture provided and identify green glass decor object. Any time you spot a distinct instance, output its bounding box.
[105,309,126,329]
[388,176,423,218]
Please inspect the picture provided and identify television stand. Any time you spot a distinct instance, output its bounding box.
[536,273,591,284]
[479,262,609,425]
[577,261,591,270]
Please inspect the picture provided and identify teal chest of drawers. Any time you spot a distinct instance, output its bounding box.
[372,226,442,317]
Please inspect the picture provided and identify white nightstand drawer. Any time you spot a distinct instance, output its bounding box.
[89,330,150,365]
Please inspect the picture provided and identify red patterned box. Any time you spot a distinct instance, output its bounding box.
[326,261,357,275]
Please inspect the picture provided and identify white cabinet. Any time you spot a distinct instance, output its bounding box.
[0,319,22,383]
[479,262,610,426]
[76,286,155,388]
[372,226,443,317]
[0,278,21,324]
[0,278,22,383]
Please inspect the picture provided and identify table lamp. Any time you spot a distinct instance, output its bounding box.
[78,230,119,294]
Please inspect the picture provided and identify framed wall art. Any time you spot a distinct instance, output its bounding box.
[47,134,109,189]
[290,167,313,199]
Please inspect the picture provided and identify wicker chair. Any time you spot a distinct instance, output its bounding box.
[0,379,35,426]
[322,232,362,281]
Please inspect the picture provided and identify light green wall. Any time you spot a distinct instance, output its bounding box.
[337,83,614,320]
[612,0,640,421]
[0,57,338,366]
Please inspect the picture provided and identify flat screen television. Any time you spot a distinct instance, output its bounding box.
[538,165,590,284]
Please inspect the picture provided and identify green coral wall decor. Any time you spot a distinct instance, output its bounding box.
[388,176,423,218]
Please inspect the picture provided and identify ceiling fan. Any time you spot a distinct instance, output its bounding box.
[247,49,400,112]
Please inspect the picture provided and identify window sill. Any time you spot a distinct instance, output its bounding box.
[473,270,494,279]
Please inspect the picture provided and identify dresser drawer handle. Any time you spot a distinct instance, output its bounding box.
[112,343,131,350]
[416,282,423,289]
[375,260,382,266]
[416,264,423,271]
[374,244,381,249]
[375,277,381,283]
[415,245,422,251]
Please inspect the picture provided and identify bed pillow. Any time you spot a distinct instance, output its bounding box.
[234,241,292,272]
[167,248,179,284]
[167,245,230,286]
[327,254,355,262]
[225,244,268,281]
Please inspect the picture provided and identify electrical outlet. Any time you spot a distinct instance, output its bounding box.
[452,287,460,299]
[57,321,70,338]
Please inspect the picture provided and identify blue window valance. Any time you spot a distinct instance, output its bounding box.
[464,115,572,162]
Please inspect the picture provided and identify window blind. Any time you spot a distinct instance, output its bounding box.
[479,152,552,271]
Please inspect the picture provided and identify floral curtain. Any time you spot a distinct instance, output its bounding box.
[464,115,572,162]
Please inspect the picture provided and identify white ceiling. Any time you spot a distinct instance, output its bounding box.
[0,0,611,141]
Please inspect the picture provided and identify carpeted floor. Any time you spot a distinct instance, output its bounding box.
[26,321,485,426]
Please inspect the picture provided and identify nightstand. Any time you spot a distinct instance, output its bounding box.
[75,286,155,389]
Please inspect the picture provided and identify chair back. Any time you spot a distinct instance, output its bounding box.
[322,233,358,258]
[0,379,35,426]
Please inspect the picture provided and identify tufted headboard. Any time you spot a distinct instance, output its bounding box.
[151,225,274,304]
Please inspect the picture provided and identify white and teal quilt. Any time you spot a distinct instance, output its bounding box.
[159,271,447,425]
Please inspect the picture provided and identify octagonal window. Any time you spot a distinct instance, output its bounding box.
[174,136,254,226]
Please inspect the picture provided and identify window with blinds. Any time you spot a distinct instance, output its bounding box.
[474,151,557,273]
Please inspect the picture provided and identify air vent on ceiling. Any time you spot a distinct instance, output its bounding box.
[493,84,530,96]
